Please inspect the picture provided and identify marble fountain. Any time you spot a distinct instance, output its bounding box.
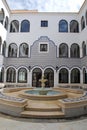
[0,75,87,119]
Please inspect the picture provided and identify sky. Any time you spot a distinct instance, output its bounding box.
[6,0,85,12]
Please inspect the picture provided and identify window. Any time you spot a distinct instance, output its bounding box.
[70,20,79,33]
[59,43,68,58]
[19,43,28,57]
[40,44,48,52]
[0,8,4,24]
[70,43,80,58]
[4,16,9,30]
[18,68,27,83]
[59,20,68,32]
[59,68,68,83]
[71,68,80,83]
[41,21,48,27]
[82,41,86,57]
[2,41,6,57]
[8,43,17,57]
[6,68,16,83]
[10,20,19,32]
[81,16,85,30]
[85,11,87,25]
[21,20,30,32]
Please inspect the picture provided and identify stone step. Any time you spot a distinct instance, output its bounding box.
[25,105,61,112]
[26,100,61,112]
[21,111,65,118]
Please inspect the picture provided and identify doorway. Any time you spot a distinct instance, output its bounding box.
[44,68,54,87]
[32,68,42,87]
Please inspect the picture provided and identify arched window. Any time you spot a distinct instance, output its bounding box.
[0,8,4,24]
[70,43,80,58]
[59,20,68,32]
[6,67,16,82]
[32,68,42,87]
[0,37,2,54]
[4,16,9,30]
[19,43,28,57]
[10,20,19,32]
[0,67,4,82]
[71,68,80,83]
[44,68,54,87]
[59,68,68,83]
[2,41,6,57]
[85,11,87,25]
[82,41,86,57]
[21,20,30,32]
[70,20,79,32]
[18,68,27,83]
[83,68,87,84]
[59,43,68,57]
[8,43,17,57]
[81,16,85,30]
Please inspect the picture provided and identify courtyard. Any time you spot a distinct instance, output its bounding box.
[0,113,87,130]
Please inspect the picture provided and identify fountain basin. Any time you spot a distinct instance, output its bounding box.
[19,88,67,100]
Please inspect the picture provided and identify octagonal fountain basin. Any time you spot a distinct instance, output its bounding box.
[19,88,67,100]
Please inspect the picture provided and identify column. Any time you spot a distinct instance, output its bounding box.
[80,69,83,84]
[4,69,6,83]
[17,45,19,57]
[80,47,82,58]
[16,69,18,83]
[28,71,32,87]
[69,70,71,84]
[54,70,58,87]
[68,46,70,58]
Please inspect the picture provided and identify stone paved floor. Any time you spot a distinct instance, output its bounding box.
[0,114,87,130]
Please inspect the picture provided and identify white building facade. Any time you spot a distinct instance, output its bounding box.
[0,0,87,87]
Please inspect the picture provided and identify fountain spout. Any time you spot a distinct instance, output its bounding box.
[39,74,47,88]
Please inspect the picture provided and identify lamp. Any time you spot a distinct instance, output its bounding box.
[56,66,58,72]
[28,66,31,72]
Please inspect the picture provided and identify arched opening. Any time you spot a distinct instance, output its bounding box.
[59,43,68,58]
[21,20,30,32]
[70,43,80,58]
[4,16,9,30]
[82,41,86,57]
[0,8,4,24]
[0,67,4,82]
[44,68,54,87]
[59,68,68,83]
[81,16,85,30]
[70,20,79,32]
[18,68,27,83]
[6,67,16,83]
[8,43,17,57]
[85,11,87,25]
[19,43,28,57]
[71,68,80,83]
[10,20,19,32]
[59,20,68,32]
[32,68,42,87]
[83,68,87,84]
[2,41,6,57]
[0,37,2,54]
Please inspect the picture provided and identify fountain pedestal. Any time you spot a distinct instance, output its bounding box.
[39,74,48,95]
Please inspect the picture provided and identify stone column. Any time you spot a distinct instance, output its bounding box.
[28,71,32,87]
[69,70,71,84]
[4,69,6,83]
[80,69,83,84]
[54,70,58,87]
[68,46,70,58]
